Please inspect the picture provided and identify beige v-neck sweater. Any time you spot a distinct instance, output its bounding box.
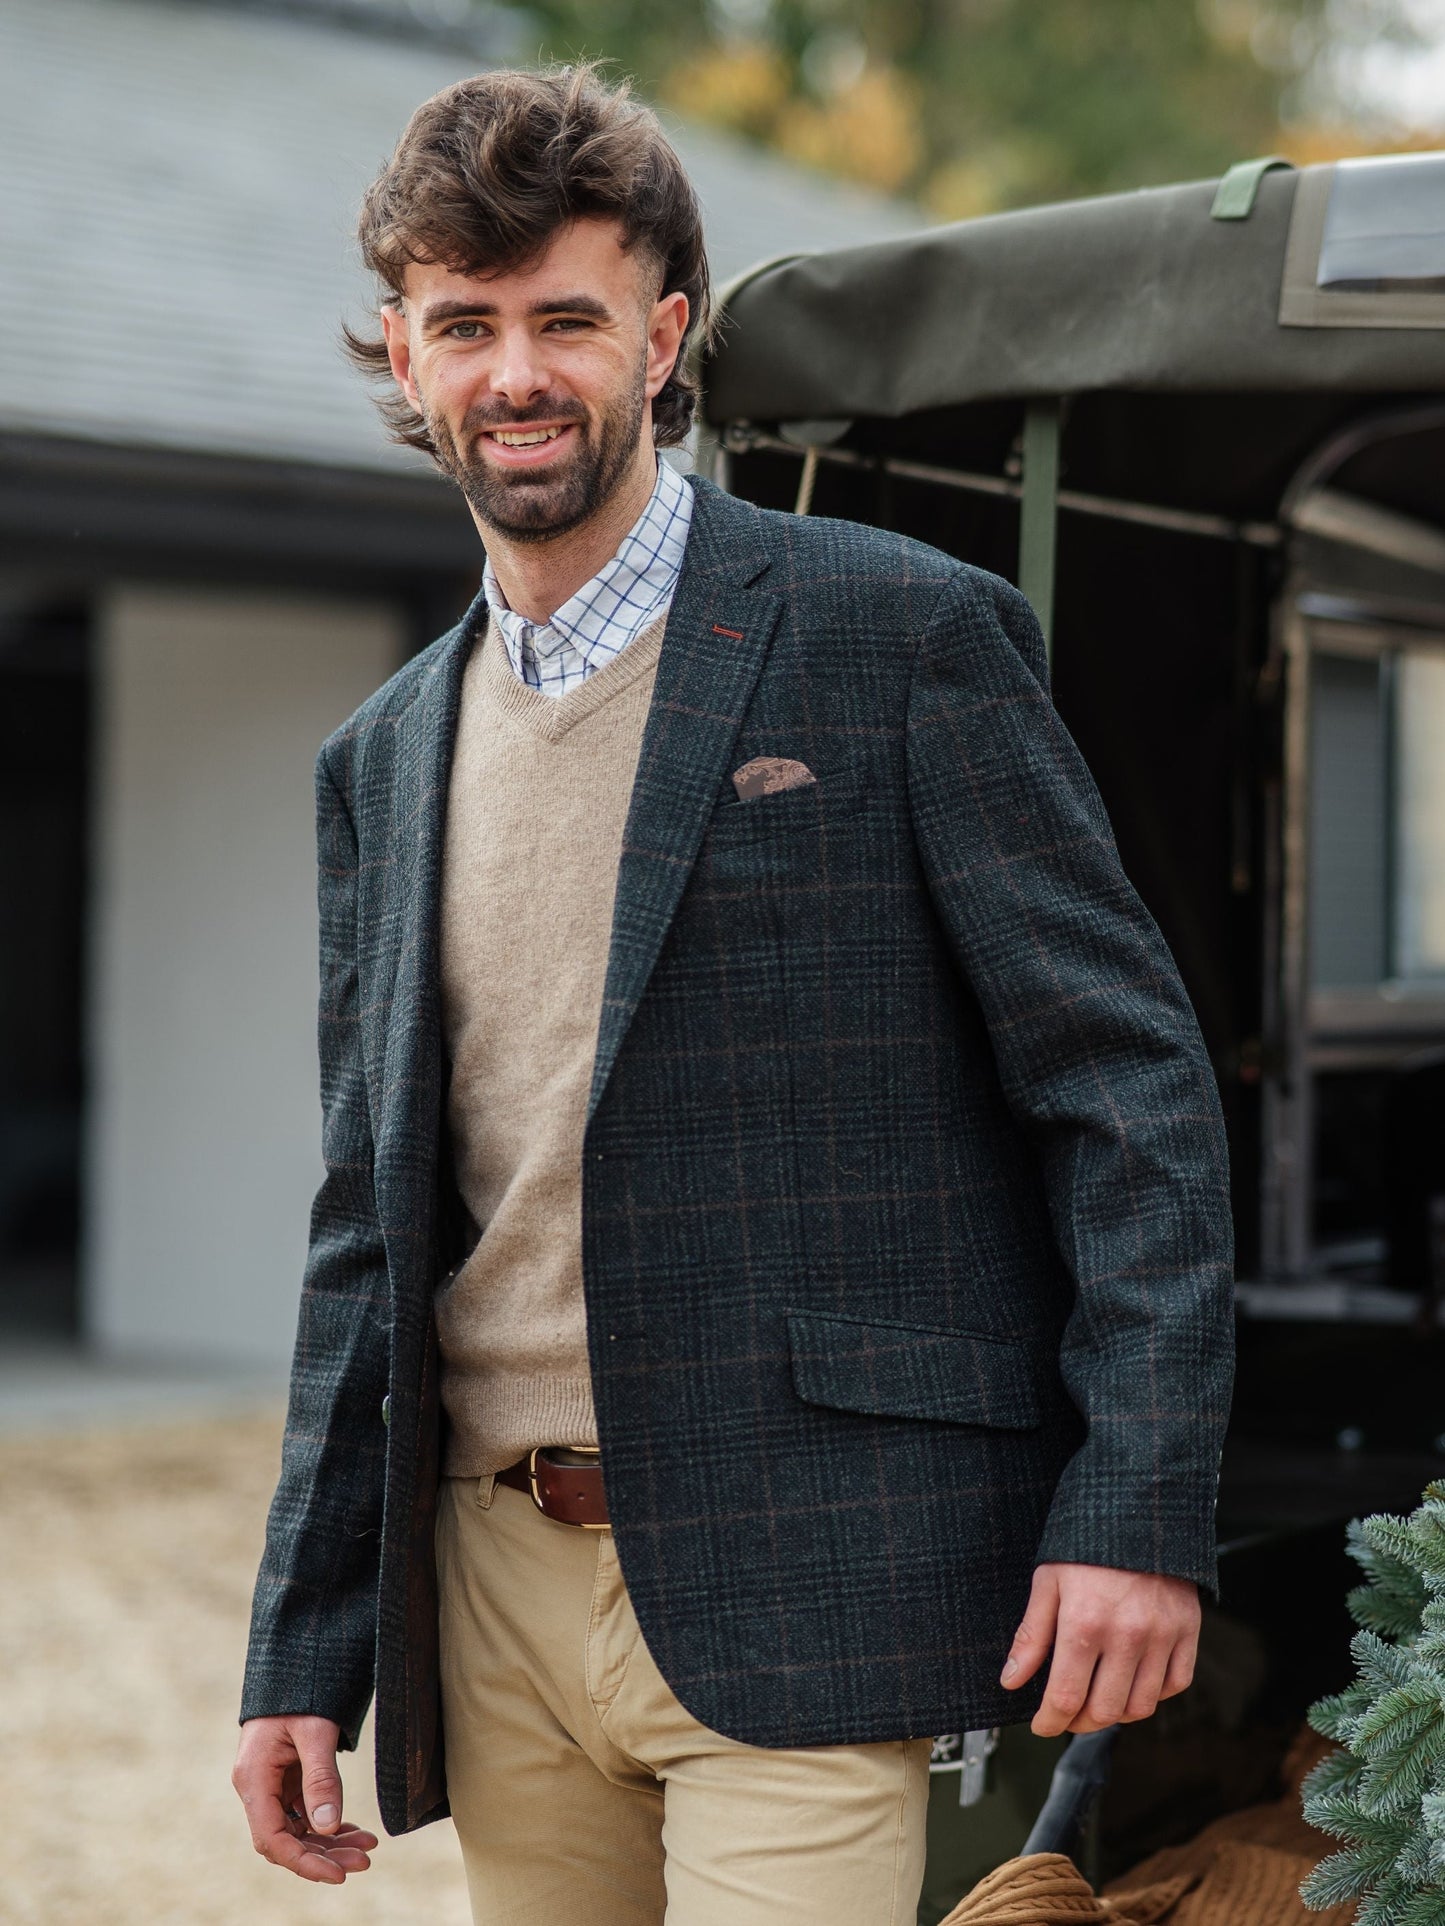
[436,609,667,1477]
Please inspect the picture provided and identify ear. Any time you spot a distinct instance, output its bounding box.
[644,289,689,402]
[380,302,422,410]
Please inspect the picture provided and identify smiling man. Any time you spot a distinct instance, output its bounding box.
[233,65,1234,1926]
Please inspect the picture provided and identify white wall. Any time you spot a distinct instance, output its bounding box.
[86,586,402,1367]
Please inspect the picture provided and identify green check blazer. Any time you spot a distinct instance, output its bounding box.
[242,477,1235,1835]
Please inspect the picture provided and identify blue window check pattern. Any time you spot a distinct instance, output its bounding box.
[483,456,694,697]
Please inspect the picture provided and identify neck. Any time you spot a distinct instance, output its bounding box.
[478,442,659,626]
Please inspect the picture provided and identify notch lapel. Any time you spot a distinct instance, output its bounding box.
[372,610,475,1299]
[588,480,781,1123]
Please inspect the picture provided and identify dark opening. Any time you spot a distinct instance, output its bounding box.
[0,593,90,1339]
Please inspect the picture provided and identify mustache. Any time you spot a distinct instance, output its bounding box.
[458,396,589,435]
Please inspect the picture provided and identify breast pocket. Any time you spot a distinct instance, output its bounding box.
[704,763,867,844]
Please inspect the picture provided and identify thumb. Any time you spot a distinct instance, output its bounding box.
[1001,1566,1060,1690]
[294,1720,343,1834]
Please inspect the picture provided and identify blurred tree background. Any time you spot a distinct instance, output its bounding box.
[513,0,1444,213]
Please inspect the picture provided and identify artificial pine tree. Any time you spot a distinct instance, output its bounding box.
[1300,1480,1445,1925]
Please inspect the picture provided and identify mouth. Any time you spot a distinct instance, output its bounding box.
[479,422,578,468]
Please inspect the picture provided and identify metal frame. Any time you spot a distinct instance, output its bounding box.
[719,424,1282,549]
[1262,404,1445,1283]
[1018,400,1062,656]
[1262,578,1315,1276]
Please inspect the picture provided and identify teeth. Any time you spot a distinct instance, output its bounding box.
[490,426,565,446]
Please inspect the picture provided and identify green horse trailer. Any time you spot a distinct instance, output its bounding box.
[700,152,1445,1917]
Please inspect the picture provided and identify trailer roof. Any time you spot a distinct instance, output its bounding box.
[704,158,1445,430]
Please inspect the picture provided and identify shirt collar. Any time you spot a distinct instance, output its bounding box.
[482,457,693,673]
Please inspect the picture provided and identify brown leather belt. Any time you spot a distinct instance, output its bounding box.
[496,1446,609,1528]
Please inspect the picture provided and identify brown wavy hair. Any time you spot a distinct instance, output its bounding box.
[344,64,711,454]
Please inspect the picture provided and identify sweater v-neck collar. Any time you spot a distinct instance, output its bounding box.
[475,607,668,743]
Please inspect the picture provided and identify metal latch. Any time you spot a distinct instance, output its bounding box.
[928,1727,1001,1806]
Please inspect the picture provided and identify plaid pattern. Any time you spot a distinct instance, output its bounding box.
[242,477,1235,1838]
[483,455,693,696]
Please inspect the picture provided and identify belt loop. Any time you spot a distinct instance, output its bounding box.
[476,1473,496,1511]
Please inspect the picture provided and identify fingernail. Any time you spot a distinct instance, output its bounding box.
[1001,1658,1018,1682]
[313,1804,338,1828]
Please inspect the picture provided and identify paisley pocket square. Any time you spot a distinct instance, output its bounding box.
[730,756,818,801]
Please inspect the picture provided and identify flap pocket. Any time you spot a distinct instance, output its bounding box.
[786,1309,1041,1430]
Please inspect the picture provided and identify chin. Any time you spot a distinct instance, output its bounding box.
[474,487,592,544]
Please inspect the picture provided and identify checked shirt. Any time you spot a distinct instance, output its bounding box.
[483,455,694,697]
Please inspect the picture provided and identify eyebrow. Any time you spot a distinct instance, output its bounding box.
[417,293,615,329]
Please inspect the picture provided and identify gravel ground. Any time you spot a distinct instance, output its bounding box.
[0,1412,470,1926]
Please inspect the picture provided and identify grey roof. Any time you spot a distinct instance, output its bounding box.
[0,0,924,474]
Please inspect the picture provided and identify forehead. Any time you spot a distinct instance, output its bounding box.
[400,215,650,311]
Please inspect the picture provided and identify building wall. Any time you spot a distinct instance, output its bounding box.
[86,586,402,1367]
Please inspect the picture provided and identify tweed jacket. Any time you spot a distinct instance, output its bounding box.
[241,476,1235,1837]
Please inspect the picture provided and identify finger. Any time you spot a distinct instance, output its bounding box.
[1002,1567,1060,1691]
[1032,1620,1103,1738]
[265,1827,364,1883]
[321,1824,380,1850]
[286,1828,375,1874]
[1070,1641,1139,1731]
[295,1727,345,1835]
[1158,1635,1197,1702]
[242,1789,349,1882]
[1117,1638,1172,1724]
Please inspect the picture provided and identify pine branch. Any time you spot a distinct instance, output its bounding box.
[1303,1747,1368,1803]
[1303,1488,1445,1916]
[1304,1788,1413,1850]
[1354,1629,1421,1694]
[1311,1679,1375,1743]
[1394,1890,1445,1926]
[1354,1868,1421,1925]
[1355,1687,1443,1759]
[1360,1722,1445,1820]
[1303,1844,1398,1909]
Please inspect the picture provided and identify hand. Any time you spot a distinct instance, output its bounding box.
[1000,1562,1200,1737]
[232,1714,378,1883]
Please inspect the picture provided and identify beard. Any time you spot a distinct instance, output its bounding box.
[420,358,648,545]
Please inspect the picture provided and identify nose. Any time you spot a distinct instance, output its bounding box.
[487,324,551,413]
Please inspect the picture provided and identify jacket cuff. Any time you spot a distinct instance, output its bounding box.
[1035,1490,1221,1600]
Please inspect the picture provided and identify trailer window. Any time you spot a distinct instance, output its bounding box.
[1395,649,1445,980]
[1279,155,1445,328]
[1309,653,1386,987]
[1309,640,1445,989]
[1318,154,1445,294]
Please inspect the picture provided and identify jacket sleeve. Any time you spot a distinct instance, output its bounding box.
[239,738,389,1747]
[904,566,1234,1592]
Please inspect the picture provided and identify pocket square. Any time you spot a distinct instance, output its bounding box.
[730,756,818,801]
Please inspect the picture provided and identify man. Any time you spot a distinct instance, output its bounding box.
[234,64,1234,1925]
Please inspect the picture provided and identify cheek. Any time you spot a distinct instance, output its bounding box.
[417,352,490,415]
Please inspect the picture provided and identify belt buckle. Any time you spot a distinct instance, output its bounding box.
[528,1444,608,1529]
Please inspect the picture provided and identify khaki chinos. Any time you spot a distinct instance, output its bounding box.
[436,1474,931,1924]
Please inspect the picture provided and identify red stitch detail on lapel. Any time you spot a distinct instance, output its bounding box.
[712,624,745,639]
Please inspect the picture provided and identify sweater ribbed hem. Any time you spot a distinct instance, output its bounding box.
[442,1372,599,1479]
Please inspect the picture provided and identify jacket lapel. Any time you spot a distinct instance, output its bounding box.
[587,479,781,1122]
[373,606,476,1290]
